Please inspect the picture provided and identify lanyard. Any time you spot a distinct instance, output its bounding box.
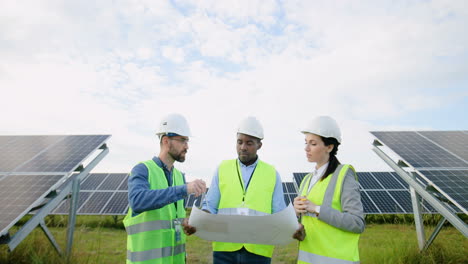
[236,159,257,203]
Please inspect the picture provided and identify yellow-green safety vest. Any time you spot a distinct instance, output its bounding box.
[123,160,186,264]
[213,159,277,258]
[297,164,361,264]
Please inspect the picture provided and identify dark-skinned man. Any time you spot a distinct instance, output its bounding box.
[184,116,286,264]
[124,113,206,264]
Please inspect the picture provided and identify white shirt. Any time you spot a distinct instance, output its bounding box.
[306,162,329,214]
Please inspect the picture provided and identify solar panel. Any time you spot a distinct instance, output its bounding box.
[418,170,468,211]
[358,172,384,190]
[0,135,110,237]
[286,182,296,193]
[0,136,64,172]
[371,131,468,169]
[118,175,129,190]
[418,131,468,162]
[372,172,407,189]
[14,135,110,173]
[371,131,468,213]
[78,192,114,214]
[80,173,109,190]
[283,194,290,205]
[101,192,129,215]
[98,173,127,190]
[0,174,66,235]
[366,190,405,214]
[361,191,379,214]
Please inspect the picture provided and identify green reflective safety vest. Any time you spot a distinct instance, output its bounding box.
[297,164,361,264]
[213,159,277,258]
[123,160,186,264]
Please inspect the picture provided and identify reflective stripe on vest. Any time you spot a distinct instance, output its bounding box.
[298,250,360,264]
[127,244,185,262]
[126,218,186,235]
[297,164,361,264]
[218,208,269,216]
[213,159,276,258]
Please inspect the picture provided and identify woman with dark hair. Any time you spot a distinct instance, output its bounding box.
[292,116,365,264]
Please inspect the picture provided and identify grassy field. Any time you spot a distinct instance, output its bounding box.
[0,215,467,264]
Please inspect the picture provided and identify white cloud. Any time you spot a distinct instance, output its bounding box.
[1,0,467,183]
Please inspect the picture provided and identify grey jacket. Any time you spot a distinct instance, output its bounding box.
[318,169,365,234]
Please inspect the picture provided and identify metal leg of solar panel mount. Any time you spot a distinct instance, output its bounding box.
[372,145,468,251]
[423,217,447,251]
[39,220,63,255]
[65,145,109,261]
[66,175,80,262]
[409,172,426,250]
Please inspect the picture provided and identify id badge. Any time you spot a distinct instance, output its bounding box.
[174,219,181,242]
[237,208,249,216]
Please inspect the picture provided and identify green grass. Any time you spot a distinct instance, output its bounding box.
[0,215,467,263]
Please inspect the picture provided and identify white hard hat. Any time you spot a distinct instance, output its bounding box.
[237,116,264,139]
[301,116,342,143]
[156,113,192,137]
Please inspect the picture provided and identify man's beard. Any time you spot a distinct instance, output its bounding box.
[169,149,186,162]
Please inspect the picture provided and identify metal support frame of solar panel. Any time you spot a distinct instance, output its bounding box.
[292,171,437,214]
[371,131,468,250]
[0,135,110,255]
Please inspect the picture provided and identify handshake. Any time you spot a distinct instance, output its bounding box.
[186,179,207,197]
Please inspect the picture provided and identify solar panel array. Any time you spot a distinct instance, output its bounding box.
[371,131,468,213]
[0,135,110,236]
[61,170,447,216]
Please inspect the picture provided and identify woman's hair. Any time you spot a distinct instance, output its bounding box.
[321,136,341,180]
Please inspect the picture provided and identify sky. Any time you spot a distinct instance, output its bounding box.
[1,0,467,184]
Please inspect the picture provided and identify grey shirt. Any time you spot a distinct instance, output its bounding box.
[318,169,365,234]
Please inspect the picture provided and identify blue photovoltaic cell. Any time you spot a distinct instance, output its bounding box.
[371,131,467,168]
[0,136,64,172]
[98,173,127,190]
[358,172,383,190]
[367,190,404,213]
[388,190,412,213]
[286,182,296,193]
[283,194,290,205]
[282,183,288,193]
[361,192,379,214]
[78,192,113,214]
[371,172,406,189]
[14,135,110,173]
[0,174,65,235]
[101,192,128,215]
[80,173,109,190]
[118,175,129,190]
[418,131,468,163]
[418,170,468,211]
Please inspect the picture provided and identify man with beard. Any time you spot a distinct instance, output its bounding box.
[184,116,286,264]
[124,113,206,264]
